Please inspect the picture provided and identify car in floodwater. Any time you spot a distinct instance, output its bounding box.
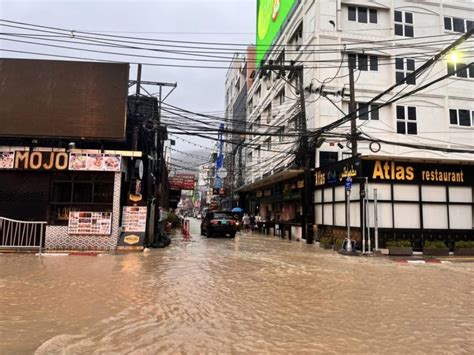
[200,211,239,238]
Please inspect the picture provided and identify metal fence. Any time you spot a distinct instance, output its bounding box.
[0,217,46,253]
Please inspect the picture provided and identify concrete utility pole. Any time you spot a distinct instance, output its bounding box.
[348,56,357,157]
[259,64,314,244]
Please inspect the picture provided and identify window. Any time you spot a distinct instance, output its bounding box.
[49,173,114,225]
[449,109,473,127]
[255,116,261,129]
[277,127,284,142]
[348,6,377,23]
[275,50,285,66]
[265,138,271,151]
[248,123,253,140]
[319,152,338,167]
[276,88,285,105]
[395,58,416,85]
[394,10,414,37]
[448,62,473,78]
[287,118,297,132]
[357,103,379,120]
[264,103,272,123]
[348,53,378,71]
[255,86,261,100]
[247,152,252,163]
[445,16,473,33]
[396,106,417,134]
[248,97,253,114]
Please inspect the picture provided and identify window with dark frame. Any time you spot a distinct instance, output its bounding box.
[289,22,303,51]
[348,53,378,71]
[319,151,339,167]
[448,62,473,78]
[348,6,377,23]
[394,10,414,37]
[357,103,379,120]
[396,105,417,135]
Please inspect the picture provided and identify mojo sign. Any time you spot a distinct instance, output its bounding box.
[15,151,69,170]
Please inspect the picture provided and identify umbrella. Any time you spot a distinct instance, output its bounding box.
[231,207,243,213]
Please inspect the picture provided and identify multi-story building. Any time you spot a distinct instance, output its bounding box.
[236,0,473,248]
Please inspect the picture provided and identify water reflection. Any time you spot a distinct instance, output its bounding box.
[0,220,473,354]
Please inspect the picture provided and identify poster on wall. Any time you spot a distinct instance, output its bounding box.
[68,211,112,235]
[122,206,147,232]
[0,151,14,169]
[69,153,121,172]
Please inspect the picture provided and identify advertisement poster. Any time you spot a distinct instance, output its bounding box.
[69,153,121,172]
[68,211,112,235]
[0,151,14,169]
[122,206,147,232]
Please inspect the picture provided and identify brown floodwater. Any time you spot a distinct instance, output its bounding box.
[1,219,473,354]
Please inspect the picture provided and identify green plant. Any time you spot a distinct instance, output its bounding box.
[424,241,447,249]
[386,240,411,247]
[319,236,332,245]
[454,241,474,249]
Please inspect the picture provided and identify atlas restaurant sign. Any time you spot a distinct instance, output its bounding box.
[0,150,121,172]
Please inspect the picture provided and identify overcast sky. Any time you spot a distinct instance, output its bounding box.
[0,0,256,153]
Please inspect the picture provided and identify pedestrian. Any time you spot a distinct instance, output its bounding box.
[242,213,250,232]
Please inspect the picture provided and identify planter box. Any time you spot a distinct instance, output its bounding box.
[388,247,413,256]
[424,248,449,256]
[454,248,474,256]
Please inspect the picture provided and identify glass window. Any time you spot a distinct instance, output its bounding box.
[405,25,414,37]
[457,63,468,78]
[447,62,455,75]
[394,11,402,22]
[93,183,114,203]
[359,103,369,120]
[358,7,368,23]
[371,104,380,120]
[469,63,474,78]
[369,9,377,23]
[358,54,368,71]
[52,183,72,203]
[453,18,465,32]
[459,109,471,126]
[397,121,406,134]
[395,58,404,70]
[348,53,357,69]
[73,183,93,203]
[405,12,413,24]
[348,6,356,21]
[467,20,474,31]
[444,17,452,30]
[408,106,417,120]
[319,152,338,167]
[449,109,458,125]
[396,106,405,119]
[407,122,417,134]
[406,59,415,71]
[370,56,378,71]
[395,24,403,36]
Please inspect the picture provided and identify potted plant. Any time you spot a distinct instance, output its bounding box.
[319,236,333,249]
[424,241,450,256]
[454,241,474,256]
[386,240,413,256]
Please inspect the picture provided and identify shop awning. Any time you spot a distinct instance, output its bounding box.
[235,169,304,192]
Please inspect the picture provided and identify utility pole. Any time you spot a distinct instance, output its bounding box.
[348,56,357,157]
[260,64,314,243]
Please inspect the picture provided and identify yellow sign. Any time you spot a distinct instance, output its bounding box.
[372,161,414,181]
[297,180,304,188]
[124,235,140,245]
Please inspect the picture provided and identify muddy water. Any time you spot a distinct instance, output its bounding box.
[1,219,473,354]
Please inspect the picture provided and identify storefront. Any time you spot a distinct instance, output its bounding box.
[314,156,473,249]
[0,147,140,251]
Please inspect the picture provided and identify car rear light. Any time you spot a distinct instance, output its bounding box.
[229,220,236,225]
[210,220,219,225]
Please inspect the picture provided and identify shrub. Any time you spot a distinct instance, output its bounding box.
[424,240,447,249]
[166,212,181,227]
[319,237,332,245]
[454,241,474,249]
[386,240,411,247]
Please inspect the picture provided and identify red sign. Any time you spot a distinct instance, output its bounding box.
[169,174,195,190]
[169,177,184,190]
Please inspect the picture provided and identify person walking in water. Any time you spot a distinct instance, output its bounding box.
[242,213,250,233]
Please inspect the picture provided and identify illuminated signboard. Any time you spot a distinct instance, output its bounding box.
[256,0,298,67]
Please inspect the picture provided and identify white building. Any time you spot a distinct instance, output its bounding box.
[237,0,473,248]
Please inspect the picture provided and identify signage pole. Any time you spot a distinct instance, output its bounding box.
[362,183,366,254]
[366,180,371,253]
[374,188,379,251]
[346,189,352,252]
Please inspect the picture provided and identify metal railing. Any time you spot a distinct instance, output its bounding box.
[0,217,46,254]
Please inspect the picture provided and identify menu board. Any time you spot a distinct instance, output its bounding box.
[0,151,15,169]
[68,211,112,235]
[122,206,147,232]
[69,153,121,172]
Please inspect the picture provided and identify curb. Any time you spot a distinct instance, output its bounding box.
[36,252,102,257]
[395,259,450,264]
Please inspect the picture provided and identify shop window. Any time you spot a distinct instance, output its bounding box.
[49,173,114,225]
[449,109,473,127]
[448,62,473,78]
[348,6,377,24]
[395,58,416,84]
[396,105,417,135]
[394,11,414,37]
[358,103,379,120]
[348,53,378,71]
[320,151,338,167]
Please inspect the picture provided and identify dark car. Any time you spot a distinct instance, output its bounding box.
[200,211,239,238]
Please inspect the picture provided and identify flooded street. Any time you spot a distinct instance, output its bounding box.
[1,219,473,354]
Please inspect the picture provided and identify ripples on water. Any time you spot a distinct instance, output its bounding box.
[0,221,473,354]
